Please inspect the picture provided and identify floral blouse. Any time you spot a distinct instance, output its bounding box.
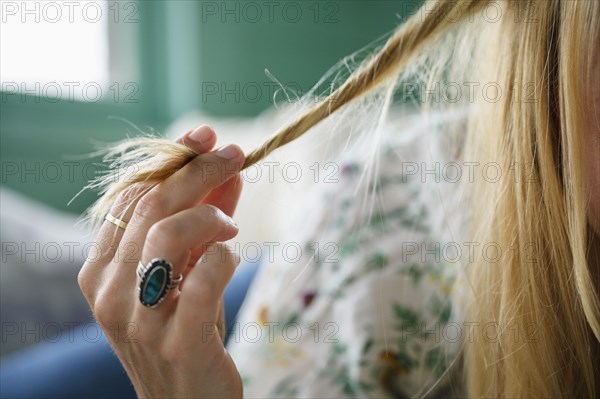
[228,111,469,398]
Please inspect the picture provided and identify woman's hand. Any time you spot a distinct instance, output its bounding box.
[78,125,245,398]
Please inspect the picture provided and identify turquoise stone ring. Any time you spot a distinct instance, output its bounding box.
[136,258,182,308]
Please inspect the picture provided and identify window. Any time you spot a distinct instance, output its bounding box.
[1,0,110,101]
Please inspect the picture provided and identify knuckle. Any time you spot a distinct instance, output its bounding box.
[93,284,131,328]
[146,219,181,246]
[110,183,149,222]
[93,291,118,326]
[85,237,116,265]
[113,184,146,214]
[134,189,168,220]
[199,204,223,224]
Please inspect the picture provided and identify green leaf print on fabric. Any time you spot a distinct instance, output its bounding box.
[329,253,390,299]
[368,212,387,230]
[365,253,388,271]
[317,341,368,398]
[397,263,427,284]
[338,240,360,259]
[428,294,453,325]
[396,205,430,235]
[364,205,430,235]
[272,376,300,397]
[424,346,447,375]
[392,303,420,326]
[362,337,374,356]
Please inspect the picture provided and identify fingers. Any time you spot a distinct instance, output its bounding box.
[88,124,218,264]
[122,123,223,233]
[78,183,150,305]
[176,124,217,152]
[78,125,247,399]
[175,243,240,344]
[132,144,245,221]
[142,205,238,280]
[79,125,220,305]
[179,174,244,272]
[102,124,218,248]
[120,144,245,258]
[99,125,224,255]
[126,205,239,311]
[90,184,149,263]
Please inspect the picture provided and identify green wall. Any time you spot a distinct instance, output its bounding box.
[196,1,420,116]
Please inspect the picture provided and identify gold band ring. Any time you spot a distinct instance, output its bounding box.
[105,213,128,230]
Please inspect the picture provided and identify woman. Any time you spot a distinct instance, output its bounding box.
[77,0,599,397]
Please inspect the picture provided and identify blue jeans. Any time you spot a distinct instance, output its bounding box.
[0,260,260,399]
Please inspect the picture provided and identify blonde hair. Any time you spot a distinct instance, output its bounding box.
[462,1,600,397]
[85,1,599,397]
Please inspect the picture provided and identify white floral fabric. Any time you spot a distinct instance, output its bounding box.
[228,111,469,398]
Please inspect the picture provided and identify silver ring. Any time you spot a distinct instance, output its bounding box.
[136,258,183,308]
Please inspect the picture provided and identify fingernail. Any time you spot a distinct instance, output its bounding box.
[189,125,213,144]
[227,216,238,228]
[215,144,239,160]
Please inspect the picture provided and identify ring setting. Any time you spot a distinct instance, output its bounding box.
[136,258,183,308]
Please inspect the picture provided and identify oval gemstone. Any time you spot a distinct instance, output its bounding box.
[142,265,168,306]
